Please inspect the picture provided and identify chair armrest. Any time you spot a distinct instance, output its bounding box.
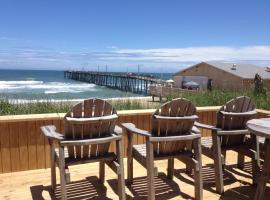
[41,125,64,141]
[191,126,200,134]
[150,132,201,142]
[154,115,198,121]
[114,125,122,135]
[65,114,118,125]
[217,129,250,136]
[220,110,257,117]
[121,123,151,137]
[194,121,220,131]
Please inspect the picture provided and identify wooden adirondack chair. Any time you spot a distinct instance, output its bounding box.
[195,96,257,194]
[122,98,203,200]
[41,98,126,200]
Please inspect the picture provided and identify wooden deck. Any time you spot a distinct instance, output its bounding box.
[1,151,269,200]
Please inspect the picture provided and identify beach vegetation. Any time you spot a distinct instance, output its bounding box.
[0,88,269,116]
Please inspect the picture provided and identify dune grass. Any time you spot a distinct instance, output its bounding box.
[0,98,159,116]
[0,88,269,116]
[179,88,270,110]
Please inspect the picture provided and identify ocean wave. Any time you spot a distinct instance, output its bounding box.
[0,80,96,94]
[0,80,44,89]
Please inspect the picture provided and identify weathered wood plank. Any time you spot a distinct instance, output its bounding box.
[9,122,20,172]
[0,123,11,172]
[142,114,151,144]
[0,130,2,173]
[27,121,37,170]
[137,115,144,145]
[36,120,46,169]
[18,121,29,171]
[208,111,213,137]
[197,112,204,136]
[201,111,208,137]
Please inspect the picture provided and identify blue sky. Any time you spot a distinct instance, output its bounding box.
[0,0,270,72]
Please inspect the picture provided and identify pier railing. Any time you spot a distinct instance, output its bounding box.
[64,71,164,95]
[0,107,269,174]
[149,85,200,100]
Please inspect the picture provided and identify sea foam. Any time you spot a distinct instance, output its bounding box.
[0,80,96,94]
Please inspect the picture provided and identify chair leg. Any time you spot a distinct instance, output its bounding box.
[194,138,203,200]
[186,164,192,175]
[49,141,56,191]
[167,158,174,180]
[127,131,134,184]
[221,149,227,170]
[99,161,105,184]
[59,146,67,200]
[116,140,126,200]
[212,133,224,194]
[252,157,261,185]
[254,173,269,200]
[254,138,270,200]
[251,134,261,185]
[146,139,155,200]
[65,167,71,183]
[237,153,245,170]
[51,160,56,191]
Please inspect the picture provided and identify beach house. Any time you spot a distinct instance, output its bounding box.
[173,62,270,90]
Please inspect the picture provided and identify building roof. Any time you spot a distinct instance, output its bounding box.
[175,61,270,80]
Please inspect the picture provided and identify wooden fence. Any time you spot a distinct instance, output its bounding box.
[149,85,199,100]
[0,107,269,174]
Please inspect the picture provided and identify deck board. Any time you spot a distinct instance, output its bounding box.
[0,151,269,200]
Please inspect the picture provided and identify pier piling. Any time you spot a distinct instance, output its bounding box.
[64,71,164,95]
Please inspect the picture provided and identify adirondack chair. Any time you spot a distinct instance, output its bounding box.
[195,96,257,194]
[122,98,203,200]
[41,98,126,200]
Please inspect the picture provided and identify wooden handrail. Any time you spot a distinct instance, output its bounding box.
[0,106,223,122]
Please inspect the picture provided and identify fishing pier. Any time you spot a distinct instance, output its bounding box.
[64,71,164,94]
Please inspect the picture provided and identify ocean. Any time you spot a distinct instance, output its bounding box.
[0,69,172,102]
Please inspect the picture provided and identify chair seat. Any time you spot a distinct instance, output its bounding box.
[258,136,265,144]
[133,144,147,157]
[133,144,195,160]
[55,147,69,158]
[201,136,266,158]
[201,137,212,149]
[201,136,265,148]
[55,148,116,166]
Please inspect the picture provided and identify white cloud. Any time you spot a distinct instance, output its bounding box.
[110,46,270,62]
[0,45,270,71]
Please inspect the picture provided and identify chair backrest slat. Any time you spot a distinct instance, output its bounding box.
[216,96,256,147]
[217,96,255,130]
[151,98,196,155]
[82,99,93,157]
[72,103,83,158]
[65,110,75,158]
[64,98,117,159]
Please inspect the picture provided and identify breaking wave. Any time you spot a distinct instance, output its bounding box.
[0,80,96,94]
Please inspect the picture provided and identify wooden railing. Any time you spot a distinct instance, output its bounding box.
[149,85,199,99]
[0,107,269,174]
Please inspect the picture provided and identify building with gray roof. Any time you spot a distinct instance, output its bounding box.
[173,61,270,90]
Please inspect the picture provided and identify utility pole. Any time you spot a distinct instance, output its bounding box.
[98,65,100,73]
